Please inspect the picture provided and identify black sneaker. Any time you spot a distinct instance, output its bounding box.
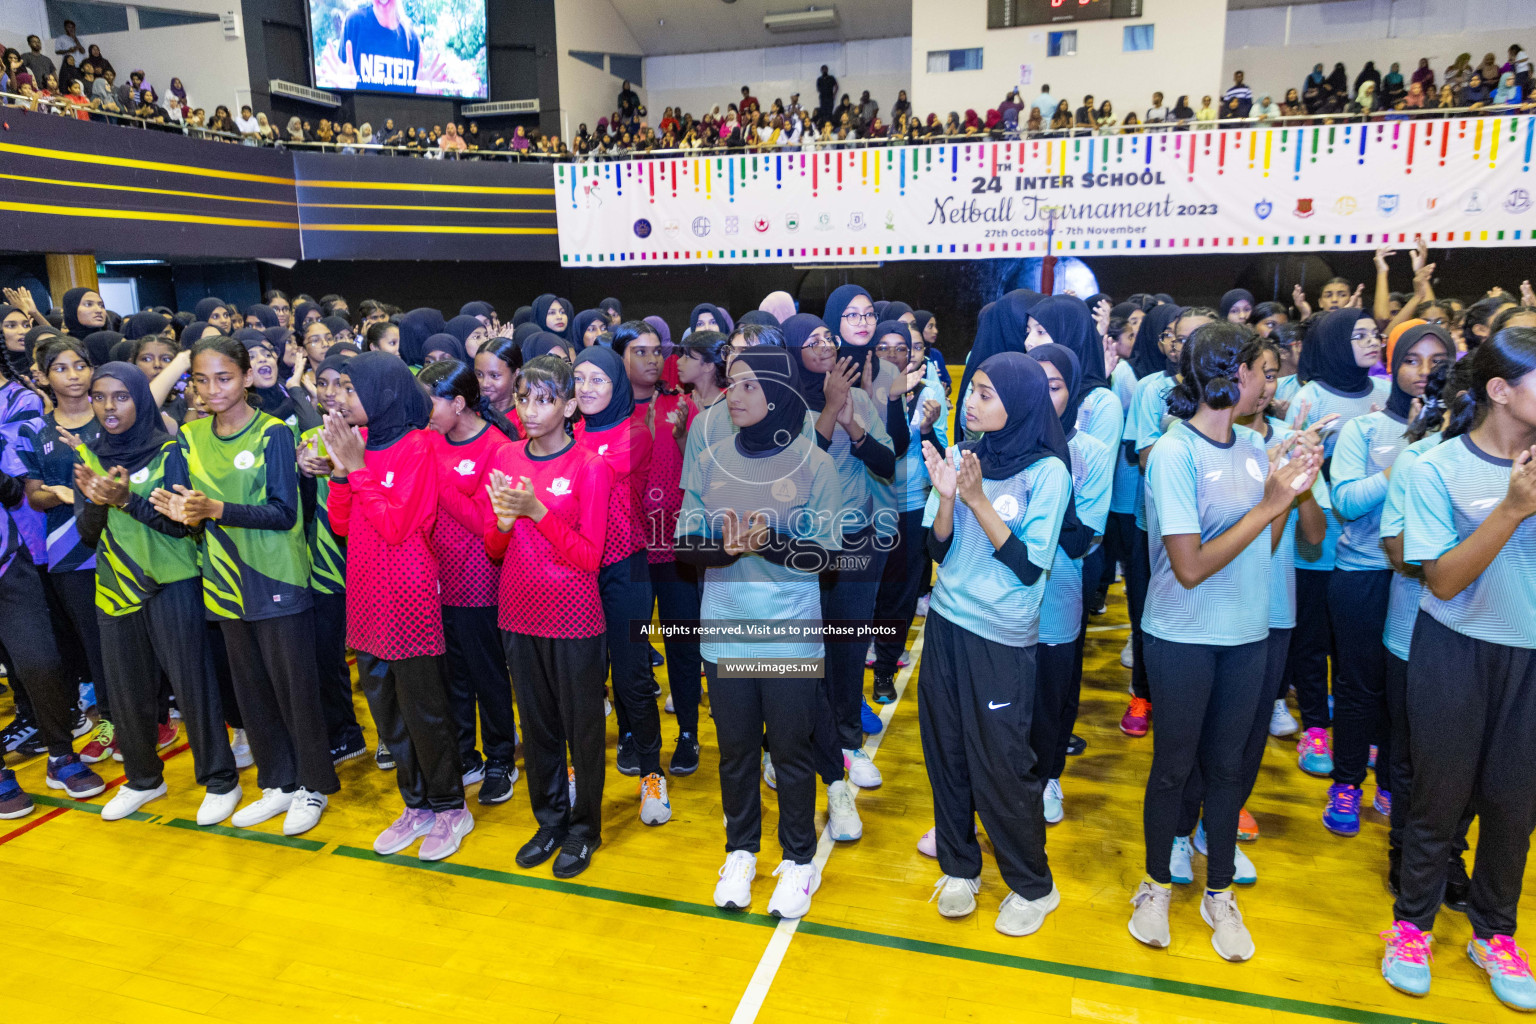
[1387,846,1401,898]
[375,742,395,771]
[478,759,517,805]
[872,673,897,704]
[1066,734,1087,756]
[516,824,567,868]
[1444,854,1470,912]
[461,753,486,787]
[70,704,92,739]
[552,833,600,879]
[650,647,665,667]
[0,717,38,755]
[669,733,700,776]
[616,732,641,776]
[331,734,367,766]
[16,730,47,758]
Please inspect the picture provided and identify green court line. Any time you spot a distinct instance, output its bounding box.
[24,782,1454,1024]
[29,791,154,821]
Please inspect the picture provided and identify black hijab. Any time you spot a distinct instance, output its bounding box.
[1029,294,1107,392]
[423,332,467,365]
[959,352,1070,479]
[293,301,322,327]
[882,301,914,322]
[571,308,608,347]
[13,324,59,378]
[783,312,831,412]
[397,308,442,366]
[1110,301,1139,322]
[511,322,544,349]
[193,296,226,322]
[956,288,1041,411]
[1302,308,1373,394]
[1218,288,1254,319]
[87,361,172,473]
[521,331,568,364]
[179,320,210,350]
[110,338,136,363]
[736,310,780,329]
[321,315,352,340]
[347,351,430,450]
[690,302,728,333]
[459,300,495,323]
[532,294,573,341]
[1386,323,1453,420]
[573,345,634,430]
[912,310,934,335]
[1129,302,1184,378]
[599,297,623,320]
[244,303,280,329]
[444,315,482,347]
[62,287,102,337]
[123,311,170,341]
[731,348,808,456]
[1026,343,1083,438]
[822,284,875,360]
[238,334,295,421]
[511,305,535,326]
[81,330,121,367]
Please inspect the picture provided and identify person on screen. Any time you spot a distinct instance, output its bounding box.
[318,0,449,95]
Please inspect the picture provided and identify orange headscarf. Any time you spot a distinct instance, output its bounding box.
[1385,318,1426,371]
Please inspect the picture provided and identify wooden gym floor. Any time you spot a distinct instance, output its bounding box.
[0,585,1527,1024]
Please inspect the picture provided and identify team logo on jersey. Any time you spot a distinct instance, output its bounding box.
[382,471,395,488]
[548,477,572,496]
[1204,470,1225,483]
[1245,458,1265,484]
[453,459,476,476]
[1470,497,1499,511]
[597,444,609,455]
[130,467,150,485]
[992,494,1018,519]
[771,478,798,502]
[233,450,257,470]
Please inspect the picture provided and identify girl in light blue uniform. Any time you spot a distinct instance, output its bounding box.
[1024,343,1111,825]
[1382,327,1536,1010]
[1323,321,1453,837]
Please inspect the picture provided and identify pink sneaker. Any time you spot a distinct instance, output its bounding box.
[917,827,936,858]
[373,806,435,855]
[1296,727,1334,776]
[419,807,474,862]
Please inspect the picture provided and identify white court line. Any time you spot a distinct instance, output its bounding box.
[728,632,927,1024]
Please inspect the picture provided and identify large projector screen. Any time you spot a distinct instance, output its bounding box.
[309,0,488,99]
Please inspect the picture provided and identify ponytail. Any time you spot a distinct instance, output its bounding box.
[1166,321,1250,420]
[1464,325,1536,430]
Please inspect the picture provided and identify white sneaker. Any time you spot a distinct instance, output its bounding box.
[996,885,1060,936]
[1128,881,1172,947]
[825,779,862,841]
[1170,835,1194,885]
[231,787,293,827]
[844,748,882,789]
[1201,890,1256,961]
[714,849,757,910]
[865,642,876,667]
[915,594,930,617]
[1043,778,1064,824]
[196,786,241,826]
[761,752,777,790]
[1191,822,1258,884]
[283,788,328,836]
[604,698,612,718]
[664,692,675,714]
[1120,638,1134,669]
[230,728,253,769]
[931,874,980,918]
[101,782,167,821]
[766,859,821,920]
[1268,699,1299,737]
[639,773,672,825]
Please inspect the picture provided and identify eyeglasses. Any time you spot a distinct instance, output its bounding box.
[842,311,877,323]
[1351,329,1382,343]
[803,337,836,350]
[574,374,612,387]
[875,343,910,356]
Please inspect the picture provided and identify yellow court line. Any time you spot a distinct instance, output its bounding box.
[0,199,297,230]
[303,223,557,234]
[0,141,295,185]
[298,179,555,195]
[0,171,297,207]
[302,201,553,214]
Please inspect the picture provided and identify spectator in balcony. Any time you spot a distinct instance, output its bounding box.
[256,112,277,143]
[1508,43,1532,92]
[816,64,837,123]
[1170,94,1194,126]
[1491,72,1523,109]
[116,69,144,112]
[1145,91,1168,125]
[1407,57,1434,93]
[1278,88,1303,117]
[857,89,878,129]
[1074,94,1095,130]
[286,116,305,143]
[1025,107,1043,134]
[439,122,467,156]
[1325,62,1348,101]
[1353,61,1381,95]
[1120,111,1141,134]
[740,85,759,115]
[57,55,82,96]
[1095,100,1117,132]
[1460,73,1490,108]
[834,92,853,128]
[21,36,55,86]
[206,105,235,135]
[618,79,639,115]
[1349,80,1378,115]
[315,118,335,144]
[786,91,803,122]
[1475,51,1501,86]
[1221,71,1253,118]
[338,123,361,152]
[2,48,23,91]
[1048,101,1071,134]
[60,78,90,121]
[658,106,679,136]
[54,20,86,59]
[166,77,189,116]
[1381,63,1405,107]
[1403,81,1427,110]
[509,124,529,153]
[894,89,913,122]
[1195,95,1217,127]
[234,104,259,141]
[1031,83,1057,122]
[865,114,887,140]
[81,44,111,79]
[134,86,169,128]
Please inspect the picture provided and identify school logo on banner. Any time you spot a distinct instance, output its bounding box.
[1333,196,1358,216]
[692,216,711,237]
[849,211,867,230]
[1377,194,1400,216]
[632,218,652,238]
[786,212,800,231]
[754,217,770,232]
[1465,190,1484,213]
[1293,198,1314,218]
[1254,198,1272,220]
[724,216,740,235]
[1506,189,1532,214]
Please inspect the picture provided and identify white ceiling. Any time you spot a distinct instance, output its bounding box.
[607,0,912,56]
